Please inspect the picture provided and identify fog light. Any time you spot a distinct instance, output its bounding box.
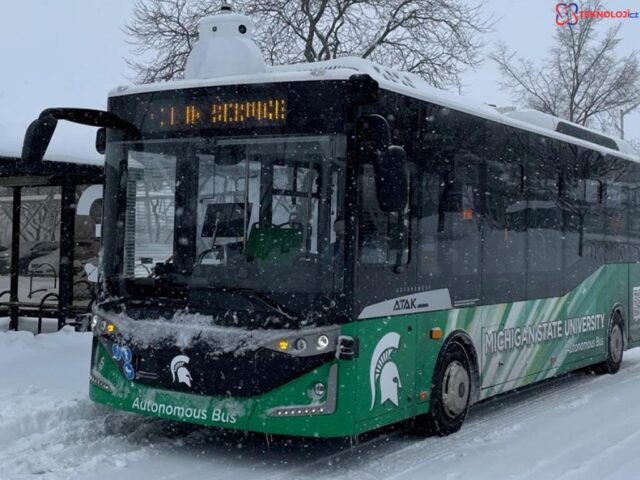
[278,339,289,351]
[295,338,307,351]
[316,335,330,351]
[106,322,117,334]
[313,382,326,398]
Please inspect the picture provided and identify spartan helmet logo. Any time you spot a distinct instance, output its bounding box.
[370,332,402,410]
[170,354,193,388]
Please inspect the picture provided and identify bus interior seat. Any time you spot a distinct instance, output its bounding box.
[246,223,303,264]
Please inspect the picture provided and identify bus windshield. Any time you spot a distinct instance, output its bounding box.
[105,134,346,310]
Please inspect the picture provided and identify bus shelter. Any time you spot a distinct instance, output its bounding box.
[0,153,103,332]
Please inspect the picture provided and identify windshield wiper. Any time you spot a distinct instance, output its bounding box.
[189,285,296,320]
[241,289,296,320]
[123,267,188,299]
[126,266,296,320]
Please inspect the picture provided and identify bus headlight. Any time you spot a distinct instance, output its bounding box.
[295,338,308,352]
[316,335,330,351]
[95,317,117,335]
[266,327,340,357]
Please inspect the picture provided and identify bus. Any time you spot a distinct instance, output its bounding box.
[23,6,640,438]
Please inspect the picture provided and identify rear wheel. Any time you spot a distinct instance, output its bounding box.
[413,341,472,436]
[594,312,624,375]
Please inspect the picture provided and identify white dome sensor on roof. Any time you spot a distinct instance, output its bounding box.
[184,4,266,80]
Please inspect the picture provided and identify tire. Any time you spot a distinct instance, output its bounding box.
[594,312,624,375]
[413,341,472,436]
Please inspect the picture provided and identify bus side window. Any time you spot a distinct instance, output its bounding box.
[526,136,563,299]
[603,155,631,263]
[564,147,605,291]
[433,155,481,302]
[417,172,440,275]
[481,153,526,304]
[417,106,483,304]
[629,166,640,262]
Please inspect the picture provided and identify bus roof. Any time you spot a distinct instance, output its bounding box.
[109,57,638,164]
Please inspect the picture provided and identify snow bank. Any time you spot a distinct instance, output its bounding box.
[0,329,174,479]
[0,327,90,394]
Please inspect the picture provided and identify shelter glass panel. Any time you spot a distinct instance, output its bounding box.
[0,187,13,313]
[18,186,61,305]
[72,184,102,309]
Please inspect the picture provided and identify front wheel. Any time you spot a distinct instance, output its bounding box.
[413,341,472,436]
[594,312,624,375]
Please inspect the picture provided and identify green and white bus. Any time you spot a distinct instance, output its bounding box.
[23,6,640,437]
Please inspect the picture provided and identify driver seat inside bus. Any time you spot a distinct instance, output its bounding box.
[246,222,304,265]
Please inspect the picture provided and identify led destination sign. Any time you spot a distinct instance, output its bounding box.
[145,97,287,131]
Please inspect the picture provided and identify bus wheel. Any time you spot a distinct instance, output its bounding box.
[595,312,624,375]
[413,341,471,436]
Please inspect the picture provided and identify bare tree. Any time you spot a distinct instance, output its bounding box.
[125,0,492,88]
[490,0,640,129]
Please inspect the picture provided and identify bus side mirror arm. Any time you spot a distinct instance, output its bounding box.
[22,108,141,164]
[22,115,58,167]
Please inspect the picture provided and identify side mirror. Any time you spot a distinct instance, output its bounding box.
[21,115,58,166]
[373,145,408,213]
[95,128,106,154]
[357,114,391,154]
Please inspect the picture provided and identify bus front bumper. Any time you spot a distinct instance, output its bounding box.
[89,339,355,437]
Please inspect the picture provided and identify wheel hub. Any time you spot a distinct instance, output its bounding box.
[442,360,470,418]
[610,324,623,364]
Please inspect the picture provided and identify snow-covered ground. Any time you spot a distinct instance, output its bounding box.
[2,329,640,480]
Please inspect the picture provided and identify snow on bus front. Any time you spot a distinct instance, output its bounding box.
[88,304,343,434]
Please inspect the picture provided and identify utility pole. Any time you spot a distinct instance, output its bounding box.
[620,102,640,139]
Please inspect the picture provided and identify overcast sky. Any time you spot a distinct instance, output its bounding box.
[1,0,639,161]
[0,0,132,161]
